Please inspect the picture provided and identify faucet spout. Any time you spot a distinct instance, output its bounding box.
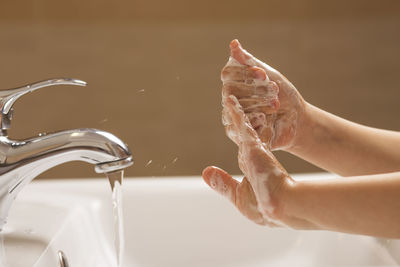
[0,128,133,230]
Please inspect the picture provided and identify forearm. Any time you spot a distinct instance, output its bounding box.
[287,103,400,176]
[281,172,400,238]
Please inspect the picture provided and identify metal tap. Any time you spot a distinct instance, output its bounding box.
[0,78,133,231]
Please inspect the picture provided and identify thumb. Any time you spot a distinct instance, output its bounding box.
[229,39,281,81]
[202,166,238,204]
[229,39,254,66]
[202,166,269,225]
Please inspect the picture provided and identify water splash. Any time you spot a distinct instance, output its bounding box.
[99,118,109,124]
[0,234,6,267]
[106,170,125,267]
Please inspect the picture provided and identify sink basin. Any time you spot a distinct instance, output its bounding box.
[1,173,399,266]
[1,185,117,267]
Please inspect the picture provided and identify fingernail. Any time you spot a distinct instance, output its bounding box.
[202,166,214,177]
[255,69,266,80]
[230,39,239,49]
[227,95,237,105]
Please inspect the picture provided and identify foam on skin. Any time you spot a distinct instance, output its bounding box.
[229,41,303,152]
[222,57,279,149]
[226,95,286,226]
[214,42,306,227]
[220,55,291,226]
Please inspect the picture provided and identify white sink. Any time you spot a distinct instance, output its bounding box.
[2,184,116,267]
[1,173,399,267]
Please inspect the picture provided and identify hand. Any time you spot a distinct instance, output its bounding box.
[203,95,292,226]
[222,39,306,151]
[203,97,400,237]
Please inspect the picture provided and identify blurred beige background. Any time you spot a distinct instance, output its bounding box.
[0,0,399,178]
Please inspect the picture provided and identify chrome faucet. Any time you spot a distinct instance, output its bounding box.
[0,78,133,231]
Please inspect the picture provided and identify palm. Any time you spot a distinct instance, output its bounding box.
[204,95,289,226]
[229,40,305,151]
[268,75,304,150]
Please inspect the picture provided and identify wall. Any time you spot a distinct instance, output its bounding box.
[0,0,399,178]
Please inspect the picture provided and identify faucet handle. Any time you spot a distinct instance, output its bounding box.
[0,78,87,133]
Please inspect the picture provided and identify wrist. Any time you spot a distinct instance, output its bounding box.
[273,177,320,229]
[269,175,293,220]
[285,102,324,155]
[266,170,299,223]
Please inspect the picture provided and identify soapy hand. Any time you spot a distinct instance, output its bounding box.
[223,39,306,151]
[203,95,292,226]
[203,40,400,237]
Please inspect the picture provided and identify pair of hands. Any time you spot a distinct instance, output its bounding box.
[202,39,306,225]
[202,42,400,237]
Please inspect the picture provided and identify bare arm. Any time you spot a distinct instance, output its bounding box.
[203,39,400,238]
[288,103,400,176]
[282,171,400,238]
[227,39,400,176]
[203,94,400,238]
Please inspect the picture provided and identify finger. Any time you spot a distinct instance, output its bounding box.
[226,96,280,181]
[246,112,267,131]
[229,39,282,81]
[224,124,239,145]
[222,84,276,99]
[223,95,279,169]
[267,81,280,96]
[222,104,232,126]
[229,39,254,66]
[202,166,272,225]
[222,106,239,145]
[248,112,276,148]
[222,83,258,99]
[221,65,267,84]
[202,166,238,204]
[223,105,246,146]
[239,97,279,114]
[251,66,268,81]
[226,80,280,111]
[225,95,261,146]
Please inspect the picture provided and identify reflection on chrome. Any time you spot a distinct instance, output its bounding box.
[0,79,133,231]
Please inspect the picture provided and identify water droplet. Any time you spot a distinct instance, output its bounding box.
[145,160,152,167]
[172,157,178,164]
